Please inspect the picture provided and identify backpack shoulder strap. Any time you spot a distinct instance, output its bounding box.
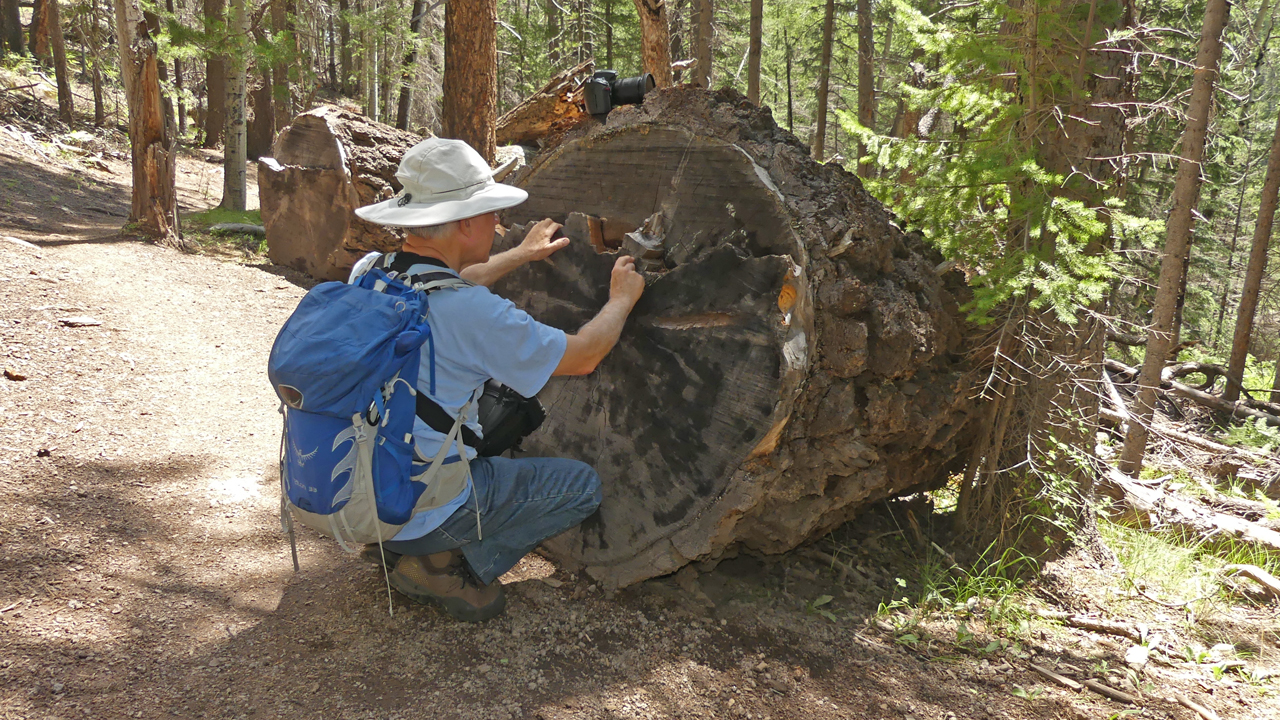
[374,252,475,294]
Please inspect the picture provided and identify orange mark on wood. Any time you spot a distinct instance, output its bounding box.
[749,415,788,458]
[650,313,739,330]
[777,284,797,314]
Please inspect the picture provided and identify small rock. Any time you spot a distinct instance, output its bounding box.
[109,604,122,614]
[539,578,563,588]
[3,367,26,381]
[67,599,84,609]
[51,682,64,693]
[207,658,220,667]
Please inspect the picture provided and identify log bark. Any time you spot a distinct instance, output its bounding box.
[495,87,979,588]
[114,0,183,248]
[494,59,593,147]
[257,106,423,280]
[1119,0,1231,476]
[442,0,497,163]
[632,0,673,87]
[1225,108,1280,401]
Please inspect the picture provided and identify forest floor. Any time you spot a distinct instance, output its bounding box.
[2,76,1279,720]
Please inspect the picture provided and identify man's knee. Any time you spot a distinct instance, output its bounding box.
[563,458,602,512]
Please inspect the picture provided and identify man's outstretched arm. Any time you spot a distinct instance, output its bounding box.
[554,256,645,376]
[460,218,568,287]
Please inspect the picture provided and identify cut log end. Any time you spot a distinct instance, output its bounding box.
[496,87,979,588]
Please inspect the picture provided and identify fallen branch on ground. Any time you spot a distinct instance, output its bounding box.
[1029,663,1083,690]
[1032,609,1143,642]
[1175,693,1220,720]
[1082,678,1139,704]
[1222,564,1280,598]
[1103,468,1280,556]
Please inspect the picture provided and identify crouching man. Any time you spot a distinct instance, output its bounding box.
[349,137,644,622]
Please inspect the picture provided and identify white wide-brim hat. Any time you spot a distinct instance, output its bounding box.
[354,137,529,227]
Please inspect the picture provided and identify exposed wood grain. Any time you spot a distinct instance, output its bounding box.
[494,87,979,587]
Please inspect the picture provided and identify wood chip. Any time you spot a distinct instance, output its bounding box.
[58,316,102,327]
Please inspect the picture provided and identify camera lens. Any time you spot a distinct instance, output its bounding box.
[611,73,655,106]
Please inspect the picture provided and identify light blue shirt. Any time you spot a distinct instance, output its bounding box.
[349,252,567,540]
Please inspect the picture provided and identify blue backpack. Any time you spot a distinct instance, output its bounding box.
[268,260,474,559]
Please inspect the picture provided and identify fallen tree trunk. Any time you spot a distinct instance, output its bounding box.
[1107,358,1280,427]
[1103,468,1280,556]
[495,59,593,147]
[494,87,980,588]
[257,106,423,280]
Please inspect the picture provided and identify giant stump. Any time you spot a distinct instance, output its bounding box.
[493,88,978,588]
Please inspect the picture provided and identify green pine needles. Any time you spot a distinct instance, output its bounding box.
[842,0,1130,325]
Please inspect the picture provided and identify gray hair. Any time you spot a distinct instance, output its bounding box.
[402,221,460,240]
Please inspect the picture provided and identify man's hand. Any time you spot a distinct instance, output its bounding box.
[461,218,568,286]
[518,218,569,262]
[609,255,645,307]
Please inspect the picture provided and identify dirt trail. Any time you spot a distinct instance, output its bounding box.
[1,144,1275,720]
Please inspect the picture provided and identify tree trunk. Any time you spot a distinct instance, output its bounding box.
[442,0,497,164]
[668,0,682,82]
[546,0,560,68]
[856,0,873,177]
[692,0,711,88]
[258,106,423,279]
[29,0,49,63]
[746,0,761,104]
[395,0,426,130]
[784,28,792,132]
[1119,0,1231,477]
[113,0,183,247]
[491,87,977,588]
[632,0,672,87]
[248,65,275,160]
[1225,110,1280,401]
[221,0,249,210]
[812,0,835,161]
[327,13,336,88]
[166,0,186,136]
[2,0,25,55]
[203,0,227,147]
[47,0,72,123]
[339,0,352,94]
[1272,359,1280,405]
[272,0,293,120]
[604,0,614,68]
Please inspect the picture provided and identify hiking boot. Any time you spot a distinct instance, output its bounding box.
[361,544,402,570]
[389,550,506,623]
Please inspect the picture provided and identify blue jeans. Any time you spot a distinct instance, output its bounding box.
[383,456,601,584]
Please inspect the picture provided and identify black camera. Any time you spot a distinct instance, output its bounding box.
[582,70,656,117]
